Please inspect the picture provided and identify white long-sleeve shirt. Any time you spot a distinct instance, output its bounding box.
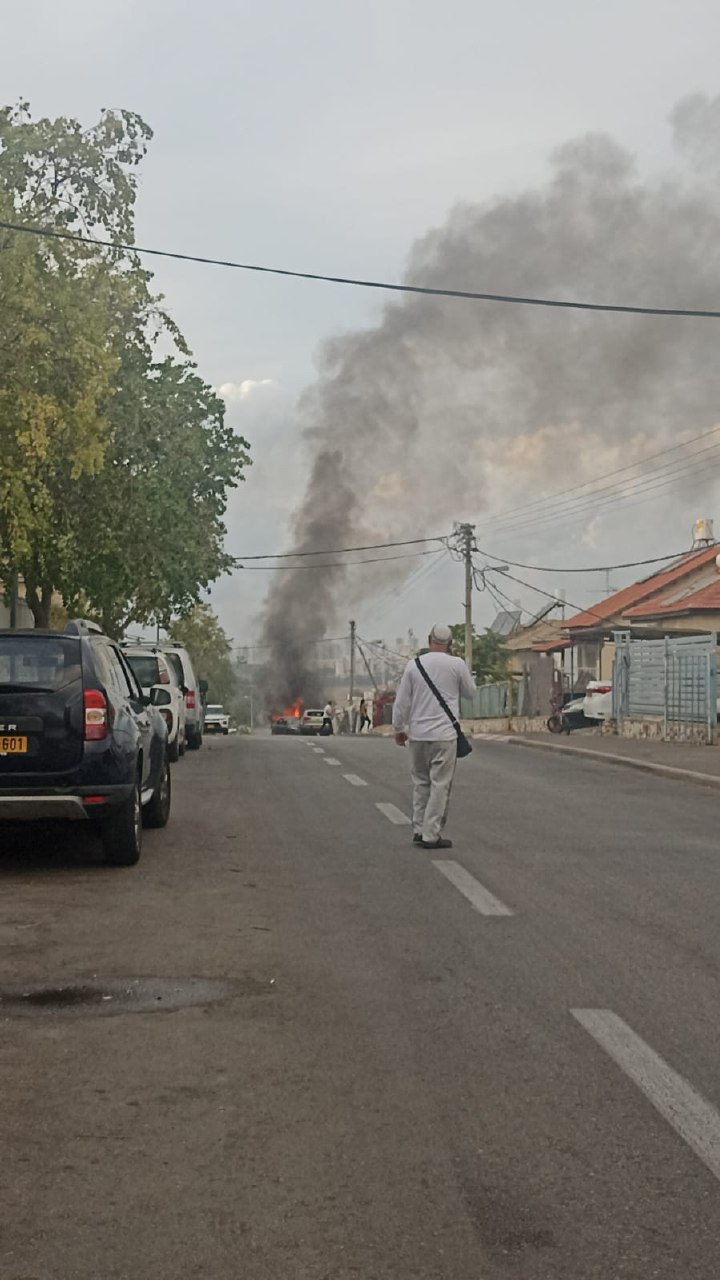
[392,653,476,741]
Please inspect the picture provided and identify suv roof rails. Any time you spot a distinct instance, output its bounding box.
[65,619,105,637]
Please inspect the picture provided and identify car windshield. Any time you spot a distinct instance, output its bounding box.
[126,655,161,688]
[207,705,224,715]
[0,636,81,691]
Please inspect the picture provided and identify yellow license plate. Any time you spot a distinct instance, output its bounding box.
[0,736,28,754]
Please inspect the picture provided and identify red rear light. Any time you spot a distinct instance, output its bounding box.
[160,671,170,684]
[186,691,196,710]
[84,689,108,741]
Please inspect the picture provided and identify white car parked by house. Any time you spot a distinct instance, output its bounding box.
[122,645,187,762]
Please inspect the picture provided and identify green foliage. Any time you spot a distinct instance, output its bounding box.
[169,606,238,709]
[449,624,509,682]
[0,102,250,629]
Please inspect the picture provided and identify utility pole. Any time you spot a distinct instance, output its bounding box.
[457,523,476,674]
[349,620,356,700]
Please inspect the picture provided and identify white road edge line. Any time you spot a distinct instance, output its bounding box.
[375,802,411,826]
[432,860,514,917]
[572,1009,720,1184]
[324,758,342,766]
[343,773,368,787]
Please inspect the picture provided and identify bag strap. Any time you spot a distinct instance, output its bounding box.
[414,657,461,733]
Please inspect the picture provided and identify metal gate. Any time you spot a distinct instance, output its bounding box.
[613,632,717,743]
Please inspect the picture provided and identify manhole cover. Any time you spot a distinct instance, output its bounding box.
[0,977,230,1018]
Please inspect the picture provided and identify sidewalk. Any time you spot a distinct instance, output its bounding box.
[507,730,720,789]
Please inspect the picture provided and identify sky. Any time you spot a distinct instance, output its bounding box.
[3,0,720,648]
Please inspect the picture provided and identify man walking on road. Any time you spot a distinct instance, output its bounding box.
[392,624,476,849]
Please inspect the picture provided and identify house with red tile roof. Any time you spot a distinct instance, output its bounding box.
[562,545,720,687]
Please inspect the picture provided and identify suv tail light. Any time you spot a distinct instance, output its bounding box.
[186,690,196,711]
[84,689,108,741]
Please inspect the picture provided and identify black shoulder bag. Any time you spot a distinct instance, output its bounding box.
[414,657,473,759]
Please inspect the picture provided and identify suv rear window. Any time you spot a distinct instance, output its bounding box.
[125,654,162,688]
[0,636,81,691]
[165,652,185,686]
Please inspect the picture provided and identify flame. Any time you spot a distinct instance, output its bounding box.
[271,698,304,723]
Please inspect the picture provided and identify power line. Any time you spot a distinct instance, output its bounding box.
[476,547,696,574]
[492,567,614,629]
[477,422,720,529]
[235,535,443,559]
[233,634,349,651]
[480,443,720,539]
[237,548,439,570]
[4,218,720,317]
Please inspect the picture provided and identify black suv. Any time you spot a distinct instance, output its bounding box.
[0,621,171,865]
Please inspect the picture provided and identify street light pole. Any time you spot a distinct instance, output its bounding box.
[349,620,356,700]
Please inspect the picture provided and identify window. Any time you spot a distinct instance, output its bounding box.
[0,636,81,691]
[125,654,162,689]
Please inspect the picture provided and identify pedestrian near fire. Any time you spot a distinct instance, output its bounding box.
[322,700,334,735]
[392,624,476,849]
[358,697,371,734]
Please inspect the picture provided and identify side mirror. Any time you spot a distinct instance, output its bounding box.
[199,679,209,695]
[150,686,173,707]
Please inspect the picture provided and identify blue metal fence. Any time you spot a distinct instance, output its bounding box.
[461,680,516,719]
[613,632,717,743]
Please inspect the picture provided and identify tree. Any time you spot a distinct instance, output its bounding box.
[62,353,250,636]
[449,624,509,682]
[0,103,251,629]
[0,103,152,626]
[169,606,238,709]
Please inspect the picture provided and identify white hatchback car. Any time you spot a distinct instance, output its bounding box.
[122,646,187,761]
[158,644,207,751]
[583,680,613,721]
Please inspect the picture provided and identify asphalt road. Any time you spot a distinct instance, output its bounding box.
[2,732,720,1278]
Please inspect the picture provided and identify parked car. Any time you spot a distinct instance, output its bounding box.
[300,708,324,735]
[583,681,613,721]
[204,704,230,735]
[0,621,171,866]
[121,644,186,762]
[157,643,207,751]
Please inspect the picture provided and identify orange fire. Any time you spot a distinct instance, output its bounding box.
[271,698,304,723]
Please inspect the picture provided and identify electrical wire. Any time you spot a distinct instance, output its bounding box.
[233,635,349,651]
[475,547,697,574]
[478,444,720,540]
[235,535,443,559]
[477,439,720,539]
[477,421,720,528]
[5,218,720,317]
[492,568,616,629]
[237,548,439,569]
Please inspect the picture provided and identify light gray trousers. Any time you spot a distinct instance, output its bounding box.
[409,739,457,842]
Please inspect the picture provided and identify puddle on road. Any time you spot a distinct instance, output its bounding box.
[0,976,235,1018]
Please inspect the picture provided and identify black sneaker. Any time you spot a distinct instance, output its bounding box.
[420,837,453,850]
[412,833,423,845]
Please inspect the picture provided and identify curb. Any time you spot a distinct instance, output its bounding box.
[507,736,720,790]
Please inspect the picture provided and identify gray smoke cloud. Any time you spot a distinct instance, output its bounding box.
[261,94,720,700]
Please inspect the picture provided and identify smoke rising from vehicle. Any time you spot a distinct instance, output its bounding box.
[261,94,720,700]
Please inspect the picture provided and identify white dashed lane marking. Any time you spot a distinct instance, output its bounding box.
[572,1009,720,1184]
[432,860,513,916]
[343,774,368,787]
[375,802,411,826]
[324,758,341,767]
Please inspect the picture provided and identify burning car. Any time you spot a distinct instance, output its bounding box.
[270,700,303,735]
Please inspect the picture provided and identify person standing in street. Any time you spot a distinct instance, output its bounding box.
[358,697,371,734]
[322,700,334,735]
[392,624,476,849]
